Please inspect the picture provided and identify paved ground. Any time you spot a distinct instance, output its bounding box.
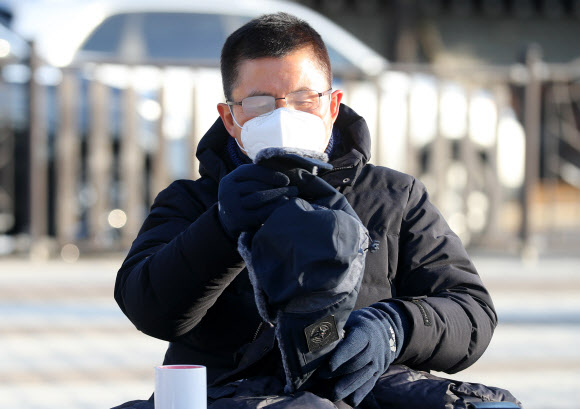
[0,254,579,409]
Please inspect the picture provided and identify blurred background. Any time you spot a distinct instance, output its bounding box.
[0,0,578,408]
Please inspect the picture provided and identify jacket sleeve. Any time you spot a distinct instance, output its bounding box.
[114,181,245,341]
[391,178,497,373]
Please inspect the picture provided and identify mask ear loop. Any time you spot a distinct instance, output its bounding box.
[227,104,249,154]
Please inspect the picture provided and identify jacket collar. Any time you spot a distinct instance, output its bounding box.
[195,117,235,182]
[195,103,372,184]
[329,104,371,168]
[318,104,370,190]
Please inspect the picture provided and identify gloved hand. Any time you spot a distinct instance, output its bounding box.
[218,163,298,238]
[255,149,359,221]
[318,303,406,407]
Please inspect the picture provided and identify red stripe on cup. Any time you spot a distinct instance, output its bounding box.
[157,365,204,369]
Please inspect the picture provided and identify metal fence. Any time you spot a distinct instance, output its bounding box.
[0,80,14,240]
[3,46,580,259]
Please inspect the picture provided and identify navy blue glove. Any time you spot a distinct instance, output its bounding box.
[255,150,359,221]
[318,302,406,407]
[218,164,298,238]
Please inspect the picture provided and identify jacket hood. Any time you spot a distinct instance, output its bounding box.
[195,104,372,183]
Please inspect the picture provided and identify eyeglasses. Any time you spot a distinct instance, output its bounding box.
[227,89,332,120]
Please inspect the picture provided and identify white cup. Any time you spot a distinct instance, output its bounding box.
[154,365,207,409]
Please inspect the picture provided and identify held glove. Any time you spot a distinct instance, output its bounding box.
[217,163,299,238]
[240,196,368,394]
[318,302,405,407]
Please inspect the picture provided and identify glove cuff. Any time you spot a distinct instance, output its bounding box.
[370,301,409,361]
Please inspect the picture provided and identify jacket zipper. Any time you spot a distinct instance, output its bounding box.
[322,164,356,174]
[252,321,264,342]
[411,299,433,326]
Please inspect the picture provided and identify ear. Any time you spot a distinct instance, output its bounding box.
[217,103,236,137]
[329,89,343,125]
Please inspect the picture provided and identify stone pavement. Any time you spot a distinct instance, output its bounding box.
[0,254,579,409]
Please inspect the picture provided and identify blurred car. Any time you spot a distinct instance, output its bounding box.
[10,0,389,152]
[11,0,388,76]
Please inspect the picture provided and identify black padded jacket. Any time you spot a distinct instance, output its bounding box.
[114,104,497,384]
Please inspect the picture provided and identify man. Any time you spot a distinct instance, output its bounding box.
[114,12,497,409]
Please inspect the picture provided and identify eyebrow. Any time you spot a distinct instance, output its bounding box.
[243,87,315,99]
[245,91,274,98]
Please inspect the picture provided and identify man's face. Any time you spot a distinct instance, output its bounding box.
[217,46,343,154]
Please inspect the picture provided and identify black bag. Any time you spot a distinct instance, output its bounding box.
[359,365,523,409]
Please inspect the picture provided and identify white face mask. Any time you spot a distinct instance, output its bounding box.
[232,107,328,160]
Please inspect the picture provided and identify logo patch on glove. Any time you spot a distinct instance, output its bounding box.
[389,326,397,352]
[304,315,339,353]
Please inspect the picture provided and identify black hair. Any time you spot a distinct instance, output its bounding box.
[220,12,332,101]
